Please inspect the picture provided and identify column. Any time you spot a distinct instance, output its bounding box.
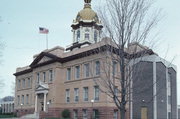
[35,95,38,113]
[153,62,157,119]
[43,93,47,112]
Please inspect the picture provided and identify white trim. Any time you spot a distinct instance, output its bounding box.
[153,62,157,119]
[166,68,169,119]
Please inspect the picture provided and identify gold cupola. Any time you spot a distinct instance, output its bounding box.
[75,0,99,23]
[67,0,103,51]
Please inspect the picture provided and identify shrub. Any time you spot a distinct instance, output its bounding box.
[61,109,70,118]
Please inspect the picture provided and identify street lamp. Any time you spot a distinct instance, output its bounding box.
[91,100,94,119]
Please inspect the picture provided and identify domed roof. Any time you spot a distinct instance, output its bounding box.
[75,3,99,23]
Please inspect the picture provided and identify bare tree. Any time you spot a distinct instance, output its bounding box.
[94,0,160,118]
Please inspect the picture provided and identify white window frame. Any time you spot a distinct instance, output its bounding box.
[75,66,80,79]
[66,68,71,81]
[21,95,24,104]
[26,94,29,104]
[83,87,88,101]
[43,72,46,82]
[74,88,79,102]
[84,63,90,78]
[73,110,78,119]
[49,69,53,82]
[83,109,88,119]
[37,73,40,84]
[66,89,70,103]
[94,86,99,101]
[95,61,100,76]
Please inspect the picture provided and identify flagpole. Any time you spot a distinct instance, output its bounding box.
[46,34,48,49]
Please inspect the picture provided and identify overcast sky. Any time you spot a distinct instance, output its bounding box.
[0,0,180,104]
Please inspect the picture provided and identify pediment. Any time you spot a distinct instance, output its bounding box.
[30,52,60,68]
[36,82,49,91]
[38,56,52,64]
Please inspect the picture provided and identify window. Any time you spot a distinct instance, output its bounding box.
[49,70,53,82]
[74,88,79,102]
[26,94,29,104]
[66,89,70,103]
[73,110,78,119]
[112,61,117,76]
[168,96,171,105]
[168,73,171,96]
[83,109,88,119]
[18,80,21,89]
[22,79,25,88]
[94,86,99,101]
[77,30,80,41]
[95,61,100,75]
[21,95,24,104]
[113,110,118,119]
[83,87,88,101]
[93,109,99,119]
[168,112,171,119]
[37,73,40,84]
[75,66,80,79]
[85,33,90,40]
[17,95,20,105]
[43,72,46,82]
[114,87,118,97]
[84,63,90,78]
[94,31,97,43]
[67,68,71,81]
[27,78,31,87]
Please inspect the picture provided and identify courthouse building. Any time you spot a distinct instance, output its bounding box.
[14,0,177,119]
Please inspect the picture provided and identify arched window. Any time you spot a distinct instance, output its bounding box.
[94,31,97,43]
[77,30,80,42]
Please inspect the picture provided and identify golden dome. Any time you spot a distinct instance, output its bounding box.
[76,2,99,23]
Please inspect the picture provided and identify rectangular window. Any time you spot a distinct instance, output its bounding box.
[37,73,40,84]
[112,61,117,76]
[17,95,20,105]
[168,96,171,105]
[168,112,171,119]
[83,109,88,119]
[22,79,25,88]
[75,66,80,79]
[49,70,53,82]
[83,87,88,101]
[73,110,78,119]
[84,63,90,78]
[95,61,100,75]
[21,95,24,104]
[93,109,99,119]
[18,80,21,89]
[66,89,70,103]
[74,88,79,102]
[28,78,31,88]
[43,72,46,82]
[113,110,118,119]
[85,33,90,40]
[67,68,71,81]
[94,86,99,101]
[26,94,29,104]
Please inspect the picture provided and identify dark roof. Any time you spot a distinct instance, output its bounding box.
[14,44,155,76]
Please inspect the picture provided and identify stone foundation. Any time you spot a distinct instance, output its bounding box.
[15,108,34,117]
[40,107,130,119]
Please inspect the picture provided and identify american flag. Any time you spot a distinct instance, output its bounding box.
[39,27,49,34]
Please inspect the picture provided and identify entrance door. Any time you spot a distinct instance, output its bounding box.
[141,107,148,119]
[41,102,44,111]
